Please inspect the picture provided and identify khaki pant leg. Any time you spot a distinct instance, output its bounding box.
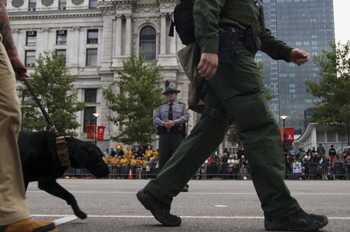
[0,40,30,225]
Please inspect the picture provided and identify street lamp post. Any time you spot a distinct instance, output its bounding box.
[280,115,288,141]
[93,112,99,145]
[280,115,288,151]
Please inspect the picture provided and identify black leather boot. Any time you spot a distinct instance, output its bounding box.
[137,189,181,227]
[265,209,328,231]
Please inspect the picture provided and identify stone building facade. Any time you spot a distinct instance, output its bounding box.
[8,0,194,147]
[8,0,336,149]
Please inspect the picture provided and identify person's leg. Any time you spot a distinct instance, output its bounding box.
[0,41,30,226]
[158,135,172,170]
[222,94,301,219]
[205,46,302,218]
[169,134,190,191]
[170,134,184,154]
[143,93,229,206]
[216,50,327,230]
[0,41,57,232]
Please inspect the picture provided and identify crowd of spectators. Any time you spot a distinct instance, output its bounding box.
[66,143,350,180]
[102,144,160,179]
[197,144,350,180]
[285,144,350,180]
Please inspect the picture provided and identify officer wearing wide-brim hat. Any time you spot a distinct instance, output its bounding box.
[154,81,189,190]
[162,81,181,95]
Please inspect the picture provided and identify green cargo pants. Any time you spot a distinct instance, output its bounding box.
[144,44,301,219]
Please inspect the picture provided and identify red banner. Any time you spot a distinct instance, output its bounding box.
[284,128,295,142]
[97,126,105,141]
[86,124,96,139]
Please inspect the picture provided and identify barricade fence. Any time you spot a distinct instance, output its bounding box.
[64,164,350,180]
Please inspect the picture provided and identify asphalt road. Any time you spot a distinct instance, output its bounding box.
[27,179,350,232]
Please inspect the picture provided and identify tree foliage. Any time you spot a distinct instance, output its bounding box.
[103,57,163,145]
[306,41,350,144]
[21,52,85,135]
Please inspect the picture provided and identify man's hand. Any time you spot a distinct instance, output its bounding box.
[290,48,310,65]
[197,53,219,80]
[11,56,28,81]
[164,120,175,129]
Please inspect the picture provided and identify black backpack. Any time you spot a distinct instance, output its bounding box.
[169,0,195,45]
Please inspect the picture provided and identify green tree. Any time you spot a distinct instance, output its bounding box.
[306,41,350,145]
[103,57,163,145]
[21,52,85,135]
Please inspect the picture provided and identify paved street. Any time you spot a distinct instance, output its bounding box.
[27,180,350,232]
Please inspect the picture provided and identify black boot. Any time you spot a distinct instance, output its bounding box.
[265,209,328,231]
[137,189,181,227]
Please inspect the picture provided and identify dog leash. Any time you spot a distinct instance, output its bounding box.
[22,78,56,131]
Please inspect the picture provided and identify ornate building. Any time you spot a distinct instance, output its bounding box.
[8,0,336,149]
[9,0,193,148]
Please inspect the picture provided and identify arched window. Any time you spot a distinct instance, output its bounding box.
[139,26,157,61]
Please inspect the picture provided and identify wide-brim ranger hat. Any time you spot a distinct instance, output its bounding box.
[162,81,180,95]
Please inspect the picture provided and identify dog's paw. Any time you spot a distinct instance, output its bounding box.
[73,209,87,219]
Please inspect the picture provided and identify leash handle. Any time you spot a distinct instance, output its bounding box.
[22,78,56,131]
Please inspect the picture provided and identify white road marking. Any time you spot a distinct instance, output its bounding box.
[215,205,228,208]
[27,190,350,196]
[53,216,77,226]
[32,214,350,220]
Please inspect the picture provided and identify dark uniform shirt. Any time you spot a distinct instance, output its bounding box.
[193,0,293,61]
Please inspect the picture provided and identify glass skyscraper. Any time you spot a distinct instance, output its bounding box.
[258,0,335,133]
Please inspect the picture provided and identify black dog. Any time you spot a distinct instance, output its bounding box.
[18,131,110,219]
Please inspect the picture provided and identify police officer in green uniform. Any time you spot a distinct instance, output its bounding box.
[137,0,328,231]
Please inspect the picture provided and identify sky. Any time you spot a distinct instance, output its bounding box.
[334,0,350,43]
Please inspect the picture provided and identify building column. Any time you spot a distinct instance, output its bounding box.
[115,15,122,57]
[125,15,132,57]
[42,28,49,52]
[160,13,166,55]
[101,16,114,67]
[13,29,24,59]
[78,28,86,67]
[68,27,80,67]
[169,30,176,54]
[37,28,49,58]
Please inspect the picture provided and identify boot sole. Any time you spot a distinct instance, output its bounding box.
[32,222,56,232]
[265,216,328,231]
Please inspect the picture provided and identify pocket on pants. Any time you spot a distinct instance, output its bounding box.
[0,42,15,79]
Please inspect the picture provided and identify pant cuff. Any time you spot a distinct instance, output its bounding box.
[144,180,173,206]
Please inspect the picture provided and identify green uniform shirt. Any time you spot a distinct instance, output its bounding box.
[193,0,293,62]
